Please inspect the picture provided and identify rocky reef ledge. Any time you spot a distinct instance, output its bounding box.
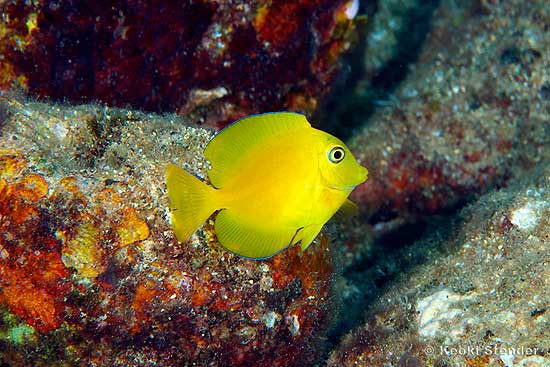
[0,100,337,366]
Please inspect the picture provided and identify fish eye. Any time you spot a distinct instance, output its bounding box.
[328,146,346,163]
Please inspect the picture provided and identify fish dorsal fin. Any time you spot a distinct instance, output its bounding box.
[215,210,296,259]
[204,112,311,188]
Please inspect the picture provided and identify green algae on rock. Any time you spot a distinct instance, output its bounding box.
[0,99,338,366]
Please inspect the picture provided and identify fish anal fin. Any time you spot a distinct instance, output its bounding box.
[299,224,324,251]
[214,210,295,260]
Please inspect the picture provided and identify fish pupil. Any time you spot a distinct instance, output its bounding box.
[328,146,345,163]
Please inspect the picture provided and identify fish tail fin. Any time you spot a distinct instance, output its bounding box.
[166,164,217,242]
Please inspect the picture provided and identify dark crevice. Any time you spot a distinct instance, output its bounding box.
[323,214,458,362]
[316,0,441,141]
[317,2,444,361]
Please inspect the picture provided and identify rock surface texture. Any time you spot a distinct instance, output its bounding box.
[0,101,337,366]
[0,0,357,126]
[350,0,548,225]
[328,162,549,367]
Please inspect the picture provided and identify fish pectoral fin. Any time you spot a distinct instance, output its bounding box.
[214,210,295,260]
[334,199,359,222]
[299,224,324,252]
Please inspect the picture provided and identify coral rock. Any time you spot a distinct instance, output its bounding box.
[0,0,357,125]
[0,99,337,366]
[348,0,548,227]
[328,159,549,366]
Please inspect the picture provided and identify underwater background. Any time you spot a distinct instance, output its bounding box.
[0,0,548,366]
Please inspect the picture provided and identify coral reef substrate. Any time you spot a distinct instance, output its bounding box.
[328,160,549,367]
[0,0,358,126]
[0,100,337,366]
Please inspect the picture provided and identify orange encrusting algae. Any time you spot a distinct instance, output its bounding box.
[0,149,151,332]
[0,251,70,333]
[0,158,70,333]
[130,280,162,334]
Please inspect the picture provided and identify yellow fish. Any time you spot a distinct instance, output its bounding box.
[166,112,368,259]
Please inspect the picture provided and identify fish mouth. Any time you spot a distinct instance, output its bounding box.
[324,179,361,192]
[327,184,359,191]
[358,166,368,183]
[339,183,367,193]
[338,167,368,190]
[328,184,357,191]
[321,171,367,192]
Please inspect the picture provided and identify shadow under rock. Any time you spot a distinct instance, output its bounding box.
[324,213,459,360]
